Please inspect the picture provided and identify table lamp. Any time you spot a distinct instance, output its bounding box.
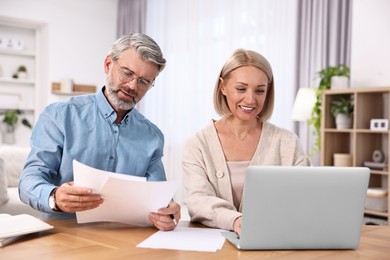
[291,88,316,122]
[291,88,316,155]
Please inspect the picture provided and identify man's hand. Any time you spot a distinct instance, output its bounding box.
[54,182,103,212]
[149,201,181,231]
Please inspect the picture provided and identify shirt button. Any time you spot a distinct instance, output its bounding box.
[109,156,114,160]
[216,171,224,178]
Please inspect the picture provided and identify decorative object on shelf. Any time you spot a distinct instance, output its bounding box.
[60,79,74,93]
[330,95,354,129]
[331,75,349,89]
[308,64,350,153]
[12,65,28,79]
[370,119,389,131]
[0,37,24,51]
[373,150,385,163]
[0,109,32,144]
[365,188,388,212]
[333,153,352,167]
[363,161,387,171]
[363,150,387,171]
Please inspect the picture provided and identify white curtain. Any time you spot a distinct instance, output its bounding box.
[142,0,299,203]
[295,0,352,165]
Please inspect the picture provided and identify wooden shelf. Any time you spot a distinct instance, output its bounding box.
[321,87,390,225]
[51,82,96,96]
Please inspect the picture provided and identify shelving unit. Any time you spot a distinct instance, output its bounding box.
[0,16,45,146]
[321,87,390,225]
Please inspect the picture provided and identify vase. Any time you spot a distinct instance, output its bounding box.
[17,71,28,79]
[335,114,352,129]
[331,76,349,89]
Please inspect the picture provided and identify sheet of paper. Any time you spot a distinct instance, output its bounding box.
[137,227,226,252]
[73,159,146,191]
[73,160,180,226]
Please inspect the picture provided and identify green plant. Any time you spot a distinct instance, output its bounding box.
[330,95,353,118]
[308,64,350,154]
[12,65,28,78]
[17,65,27,72]
[0,109,32,132]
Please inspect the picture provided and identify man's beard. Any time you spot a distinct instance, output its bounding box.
[105,74,138,111]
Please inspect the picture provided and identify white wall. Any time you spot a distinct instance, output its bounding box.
[0,0,118,111]
[351,0,390,87]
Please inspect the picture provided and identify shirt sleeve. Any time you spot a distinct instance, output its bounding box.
[19,104,64,213]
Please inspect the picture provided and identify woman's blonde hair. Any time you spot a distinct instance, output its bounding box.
[213,49,274,121]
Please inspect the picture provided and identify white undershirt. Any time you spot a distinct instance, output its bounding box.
[226,161,250,211]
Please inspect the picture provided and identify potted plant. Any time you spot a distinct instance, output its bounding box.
[308,64,350,153]
[0,109,32,144]
[331,95,354,129]
[12,65,28,79]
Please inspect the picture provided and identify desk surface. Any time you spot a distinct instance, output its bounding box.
[1,218,390,259]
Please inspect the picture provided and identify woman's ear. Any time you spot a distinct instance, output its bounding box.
[219,77,227,95]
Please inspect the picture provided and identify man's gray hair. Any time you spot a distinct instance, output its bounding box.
[109,33,166,73]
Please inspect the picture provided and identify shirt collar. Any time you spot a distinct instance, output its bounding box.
[96,86,131,124]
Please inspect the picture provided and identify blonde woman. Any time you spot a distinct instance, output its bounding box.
[182,49,311,234]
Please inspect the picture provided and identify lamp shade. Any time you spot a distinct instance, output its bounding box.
[291,88,316,121]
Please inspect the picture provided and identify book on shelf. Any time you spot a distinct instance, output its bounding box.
[0,214,53,247]
[363,161,387,170]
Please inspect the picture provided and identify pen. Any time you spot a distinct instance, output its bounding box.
[170,214,177,226]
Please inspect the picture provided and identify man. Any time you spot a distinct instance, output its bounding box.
[19,33,180,231]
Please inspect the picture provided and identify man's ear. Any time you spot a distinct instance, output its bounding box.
[104,55,112,74]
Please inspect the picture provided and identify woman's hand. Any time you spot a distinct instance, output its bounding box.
[233,216,242,235]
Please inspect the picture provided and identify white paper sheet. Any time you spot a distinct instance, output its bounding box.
[137,227,226,252]
[73,160,180,226]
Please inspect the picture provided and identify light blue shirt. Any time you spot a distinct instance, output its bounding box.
[19,87,166,218]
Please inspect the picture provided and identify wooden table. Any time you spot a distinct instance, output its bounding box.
[1,218,390,259]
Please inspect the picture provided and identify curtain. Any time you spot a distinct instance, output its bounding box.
[116,0,146,37]
[295,0,352,164]
[142,0,299,203]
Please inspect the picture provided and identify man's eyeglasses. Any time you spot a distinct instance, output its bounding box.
[114,61,154,90]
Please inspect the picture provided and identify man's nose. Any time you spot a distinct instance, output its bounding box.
[126,78,138,90]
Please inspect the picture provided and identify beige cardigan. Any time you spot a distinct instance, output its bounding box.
[182,120,311,231]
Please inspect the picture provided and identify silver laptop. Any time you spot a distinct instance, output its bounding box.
[223,166,370,250]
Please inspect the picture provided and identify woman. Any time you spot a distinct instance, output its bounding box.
[182,49,311,234]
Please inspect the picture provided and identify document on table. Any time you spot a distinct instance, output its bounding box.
[137,227,226,252]
[73,160,180,226]
[0,214,53,247]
